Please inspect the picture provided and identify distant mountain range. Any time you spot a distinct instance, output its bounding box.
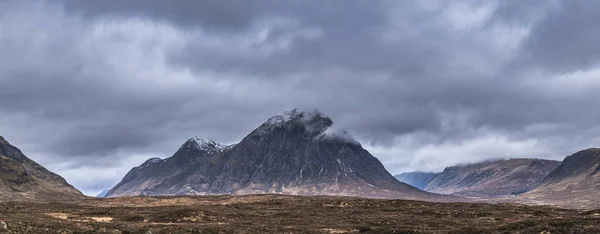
[106,109,454,201]
[394,172,437,190]
[394,149,600,209]
[395,159,560,198]
[429,159,560,197]
[0,136,84,201]
[96,189,109,198]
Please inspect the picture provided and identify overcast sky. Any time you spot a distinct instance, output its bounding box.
[1,0,599,196]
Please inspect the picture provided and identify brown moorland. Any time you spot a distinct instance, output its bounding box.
[0,195,599,233]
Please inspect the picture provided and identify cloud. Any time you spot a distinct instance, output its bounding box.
[54,0,258,30]
[518,1,600,73]
[1,0,600,195]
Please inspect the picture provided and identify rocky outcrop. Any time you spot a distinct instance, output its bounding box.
[107,109,454,201]
[424,158,560,198]
[0,136,84,201]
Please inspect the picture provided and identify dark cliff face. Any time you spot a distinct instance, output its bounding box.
[0,136,84,201]
[394,172,438,190]
[424,158,560,198]
[107,110,448,200]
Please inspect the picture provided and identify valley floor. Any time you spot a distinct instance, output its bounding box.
[0,195,599,233]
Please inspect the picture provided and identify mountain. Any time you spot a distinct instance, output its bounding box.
[394,172,438,190]
[424,158,560,198]
[523,148,600,209]
[105,138,230,197]
[96,189,109,198]
[107,109,453,201]
[0,136,84,201]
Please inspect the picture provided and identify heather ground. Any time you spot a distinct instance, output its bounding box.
[0,195,599,233]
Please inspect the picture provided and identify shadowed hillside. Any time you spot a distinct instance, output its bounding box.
[0,136,84,201]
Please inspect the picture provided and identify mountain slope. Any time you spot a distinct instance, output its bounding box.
[523,148,600,208]
[424,158,560,198]
[394,172,438,190]
[0,136,84,201]
[105,138,229,197]
[96,190,109,198]
[107,109,454,201]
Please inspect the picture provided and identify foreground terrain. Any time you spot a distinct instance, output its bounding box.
[0,195,599,233]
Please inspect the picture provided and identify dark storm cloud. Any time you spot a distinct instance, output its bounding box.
[56,0,391,74]
[54,0,386,32]
[2,0,600,194]
[520,0,600,72]
[56,0,257,30]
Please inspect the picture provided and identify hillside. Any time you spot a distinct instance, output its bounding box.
[424,158,560,198]
[0,136,84,201]
[523,148,600,209]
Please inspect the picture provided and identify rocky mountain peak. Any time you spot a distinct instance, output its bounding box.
[272,109,332,125]
[179,137,227,155]
[253,109,333,137]
[248,109,360,145]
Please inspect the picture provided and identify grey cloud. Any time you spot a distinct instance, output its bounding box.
[2,0,600,194]
[0,2,263,160]
[54,0,386,32]
[55,0,257,30]
[520,0,600,72]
